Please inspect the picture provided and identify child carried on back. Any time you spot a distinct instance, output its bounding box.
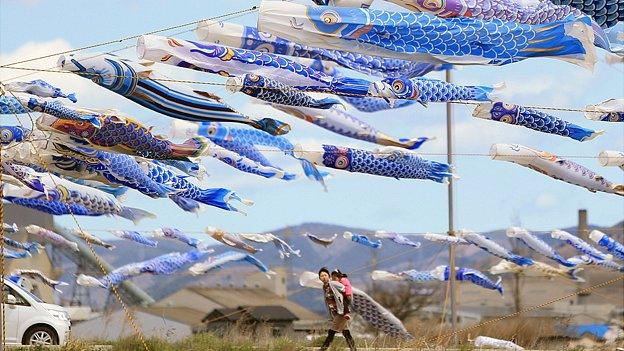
[331,269,352,320]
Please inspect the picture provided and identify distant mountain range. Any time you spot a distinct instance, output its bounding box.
[57,221,623,314]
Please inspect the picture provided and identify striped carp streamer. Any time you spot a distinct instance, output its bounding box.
[195,20,444,78]
[506,227,575,267]
[489,260,584,282]
[585,99,624,122]
[3,79,77,102]
[71,229,115,250]
[598,151,624,170]
[78,250,209,288]
[343,231,382,249]
[458,229,533,266]
[551,229,612,261]
[258,0,596,68]
[372,266,503,294]
[272,105,431,150]
[490,143,624,196]
[300,271,413,339]
[473,102,602,142]
[295,145,454,182]
[374,231,421,248]
[369,77,502,105]
[25,225,79,252]
[304,233,338,247]
[0,96,100,127]
[189,251,271,276]
[57,53,289,135]
[136,35,372,97]
[473,336,524,351]
[589,230,624,261]
[110,230,158,248]
[226,74,342,110]
[153,228,214,251]
[8,269,69,293]
[205,227,261,254]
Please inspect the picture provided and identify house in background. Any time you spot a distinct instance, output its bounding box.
[199,306,299,336]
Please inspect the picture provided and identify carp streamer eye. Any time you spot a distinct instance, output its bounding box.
[392,80,406,93]
[321,11,340,25]
[208,126,217,136]
[423,0,445,11]
[1,128,14,143]
[334,155,349,169]
[499,114,514,123]
[248,74,260,82]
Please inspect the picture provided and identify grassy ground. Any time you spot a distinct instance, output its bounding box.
[9,332,623,351]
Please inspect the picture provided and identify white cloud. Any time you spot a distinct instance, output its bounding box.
[535,192,558,209]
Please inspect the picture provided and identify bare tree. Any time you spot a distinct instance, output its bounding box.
[371,283,439,321]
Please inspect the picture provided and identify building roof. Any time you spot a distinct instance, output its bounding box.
[203,306,299,323]
[187,287,321,320]
[140,306,206,327]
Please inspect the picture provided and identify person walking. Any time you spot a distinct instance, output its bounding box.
[318,267,357,351]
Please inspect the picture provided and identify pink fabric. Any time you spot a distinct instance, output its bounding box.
[340,277,352,297]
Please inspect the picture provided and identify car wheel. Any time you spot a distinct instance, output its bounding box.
[23,326,58,346]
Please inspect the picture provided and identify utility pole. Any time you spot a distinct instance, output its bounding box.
[446,69,458,342]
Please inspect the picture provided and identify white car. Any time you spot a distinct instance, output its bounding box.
[2,278,70,345]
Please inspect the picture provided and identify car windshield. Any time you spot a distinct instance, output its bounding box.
[15,284,43,303]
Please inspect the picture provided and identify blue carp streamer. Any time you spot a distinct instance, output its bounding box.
[78,250,209,288]
[3,223,19,233]
[361,0,617,53]
[37,113,210,160]
[473,102,602,142]
[258,1,596,68]
[170,120,327,186]
[154,227,214,251]
[4,237,41,253]
[374,266,503,294]
[344,231,382,248]
[589,230,624,261]
[568,255,624,272]
[57,53,289,135]
[226,74,342,109]
[296,145,453,182]
[3,183,154,224]
[585,99,624,122]
[459,229,534,266]
[551,229,612,261]
[273,105,431,150]
[491,143,624,196]
[506,227,575,267]
[110,230,158,248]
[143,160,253,214]
[2,248,31,260]
[137,35,371,97]
[3,79,77,102]
[370,77,501,105]
[189,251,271,275]
[374,231,421,248]
[196,20,446,79]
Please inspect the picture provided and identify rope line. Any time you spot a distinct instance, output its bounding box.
[1,67,619,114]
[0,6,259,69]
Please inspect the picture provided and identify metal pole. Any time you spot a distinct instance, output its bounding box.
[445,69,458,340]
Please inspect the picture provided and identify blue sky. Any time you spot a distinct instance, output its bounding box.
[1,0,623,239]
